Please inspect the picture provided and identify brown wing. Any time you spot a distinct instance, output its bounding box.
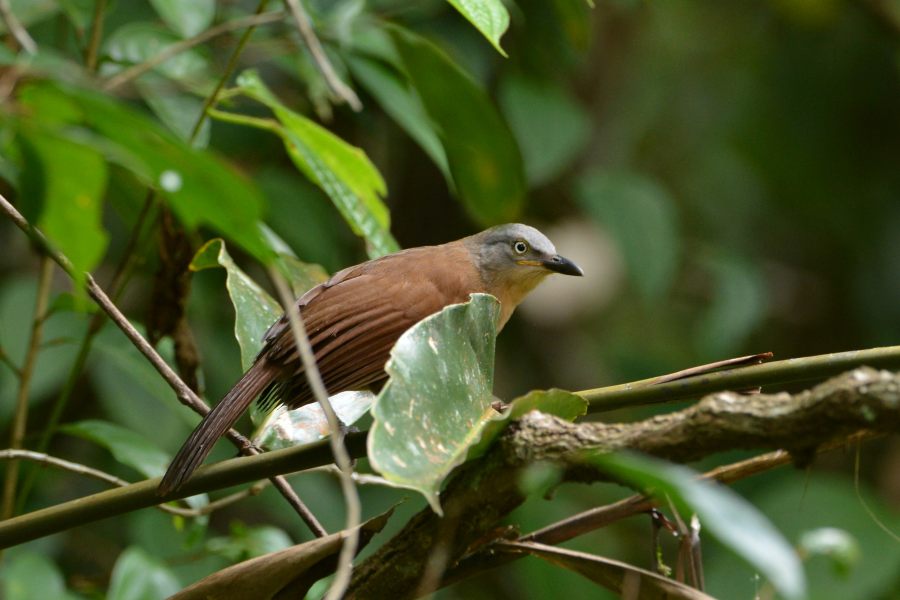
[259,244,480,409]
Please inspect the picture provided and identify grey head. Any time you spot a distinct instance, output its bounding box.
[464,223,584,279]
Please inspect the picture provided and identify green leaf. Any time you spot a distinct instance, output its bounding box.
[18,82,272,263]
[0,0,58,30]
[2,552,75,600]
[368,293,501,514]
[207,523,293,562]
[469,388,587,458]
[390,27,526,226]
[229,70,398,259]
[190,239,281,370]
[587,452,806,600]
[108,547,181,600]
[445,0,510,55]
[575,169,680,302]
[799,528,860,578]
[19,128,109,286]
[62,419,171,479]
[102,22,212,92]
[499,74,591,186]
[149,0,216,38]
[136,74,211,146]
[346,53,449,177]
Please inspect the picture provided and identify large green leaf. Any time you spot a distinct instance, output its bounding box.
[499,74,591,186]
[445,0,510,56]
[107,547,181,600]
[228,70,398,259]
[61,419,171,479]
[190,239,281,370]
[2,552,78,600]
[588,451,806,600]
[16,82,272,263]
[149,0,215,38]
[18,128,109,285]
[390,27,526,226]
[345,53,449,176]
[575,169,680,302]
[368,293,501,514]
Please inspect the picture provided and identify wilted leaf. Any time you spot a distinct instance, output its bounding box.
[190,239,281,370]
[231,70,398,259]
[368,293,500,514]
[499,540,715,599]
[61,420,171,478]
[107,547,181,600]
[575,169,680,302]
[588,451,806,600]
[390,27,526,226]
[171,509,393,600]
[445,0,510,56]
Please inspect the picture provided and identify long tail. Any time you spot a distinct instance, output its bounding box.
[157,361,274,496]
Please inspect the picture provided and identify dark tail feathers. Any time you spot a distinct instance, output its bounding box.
[157,362,273,496]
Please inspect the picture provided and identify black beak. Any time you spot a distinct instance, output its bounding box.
[544,254,584,276]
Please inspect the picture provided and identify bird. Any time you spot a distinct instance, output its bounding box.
[157,223,583,495]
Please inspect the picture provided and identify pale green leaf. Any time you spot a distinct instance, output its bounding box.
[190,239,281,370]
[108,547,181,600]
[446,0,510,56]
[62,419,171,478]
[149,0,216,38]
[368,293,501,514]
[253,390,375,450]
[231,70,398,258]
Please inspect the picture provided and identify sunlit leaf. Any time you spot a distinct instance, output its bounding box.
[588,451,806,600]
[149,0,216,38]
[500,541,715,599]
[253,390,375,450]
[390,27,526,226]
[17,128,108,286]
[190,239,281,370]
[108,547,181,600]
[368,293,500,514]
[799,528,861,578]
[61,420,171,478]
[445,0,510,56]
[17,82,272,263]
[231,70,398,259]
[576,169,680,301]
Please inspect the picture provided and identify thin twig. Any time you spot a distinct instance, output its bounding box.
[0,0,37,55]
[84,0,107,72]
[0,345,21,377]
[188,0,272,143]
[1,257,53,521]
[283,0,362,111]
[0,449,265,517]
[269,268,360,600]
[101,11,286,92]
[0,192,326,536]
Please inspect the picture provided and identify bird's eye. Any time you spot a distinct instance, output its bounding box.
[513,240,528,255]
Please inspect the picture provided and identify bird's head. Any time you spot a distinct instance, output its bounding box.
[466,223,583,296]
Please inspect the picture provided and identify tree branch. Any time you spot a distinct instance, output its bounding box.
[346,367,900,598]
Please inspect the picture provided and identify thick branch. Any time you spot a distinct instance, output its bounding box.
[347,367,900,598]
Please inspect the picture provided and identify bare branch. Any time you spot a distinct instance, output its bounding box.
[0,0,36,55]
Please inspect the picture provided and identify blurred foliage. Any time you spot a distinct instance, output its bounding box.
[0,0,899,598]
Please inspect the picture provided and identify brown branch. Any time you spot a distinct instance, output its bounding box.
[347,367,900,598]
[84,0,107,71]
